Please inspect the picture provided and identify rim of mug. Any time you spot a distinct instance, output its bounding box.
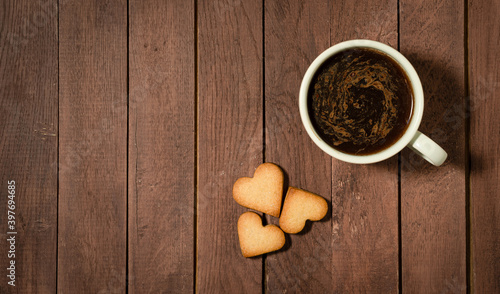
[299,39,424,164]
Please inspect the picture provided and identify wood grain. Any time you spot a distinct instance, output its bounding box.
[58,0,127,292]
[128,0,195,292]
[0,0,58,292]
[197,0,263,292]
[400,0,467,292]
[1,0,497,292]
[330,0,400,292]
[264,1,332,293]
[469,0,500,292]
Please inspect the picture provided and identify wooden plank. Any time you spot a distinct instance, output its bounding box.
[265,1,399,291]
[0,0,58,292]
[264,1,332,292]
[58,0,127,292]
[469,0,500,292]
[128,0,195,292]
[329,1,400,292]
[197,0,263,292]
[400,0,467,292]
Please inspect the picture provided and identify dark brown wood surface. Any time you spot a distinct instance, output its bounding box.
[330,1,400,292]
[264,1,332,292]
[469,0,500,292]
[400,0,467,292]
[128,0,195,293]
[197,0,263,292]
[0,0,58,292]
[58,0,127,292]
[0,0,499,292]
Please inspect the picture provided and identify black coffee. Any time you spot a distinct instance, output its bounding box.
[308,47,413,155]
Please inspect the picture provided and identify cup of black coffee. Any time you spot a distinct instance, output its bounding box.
[299,39,447,165]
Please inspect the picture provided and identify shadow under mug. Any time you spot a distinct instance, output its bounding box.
[299,39,447,166]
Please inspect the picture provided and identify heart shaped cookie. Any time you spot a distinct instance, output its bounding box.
[279,187,328,234]
[237,212,286,257]
[233,163,284,218]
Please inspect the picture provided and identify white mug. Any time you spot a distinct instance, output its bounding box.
[299,39,447,166]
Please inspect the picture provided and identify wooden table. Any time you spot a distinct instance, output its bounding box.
[1,0,499,293]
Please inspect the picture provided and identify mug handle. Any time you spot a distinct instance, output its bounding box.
[407,131,448,166]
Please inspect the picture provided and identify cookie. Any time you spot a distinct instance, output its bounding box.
[237,212,286,257]
[233,163,284,218]
[279,187,328,234]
